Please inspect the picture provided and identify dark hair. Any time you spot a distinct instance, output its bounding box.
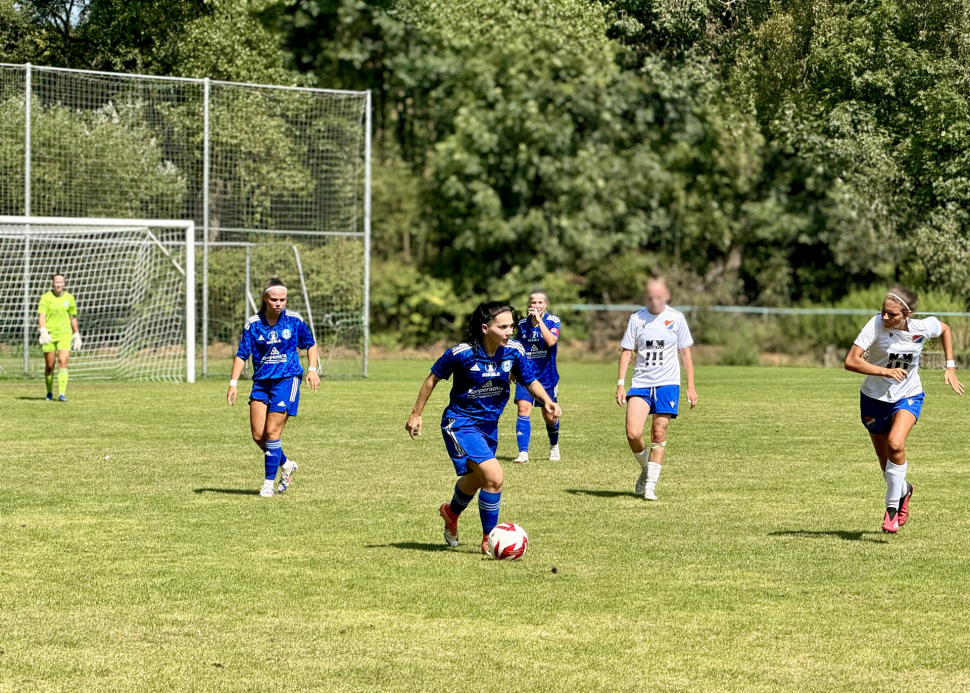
[464,301,516,347]
[52,273,64,280]
[885,285,918,314]
[259,276,287,314]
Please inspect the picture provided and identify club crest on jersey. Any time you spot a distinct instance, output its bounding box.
[664,320,674,330]
[501,360,513,372]
[912,335,924,344]
[282,328,292,340]
[267,330,280,344]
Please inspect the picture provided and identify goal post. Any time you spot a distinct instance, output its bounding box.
[0,216,195,383]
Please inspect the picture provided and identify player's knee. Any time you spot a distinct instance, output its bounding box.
[887,435,906,456]
[651,426,667,444]
[517,401,531,417]
[625,427,643,444]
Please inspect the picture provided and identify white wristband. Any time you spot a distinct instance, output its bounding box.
[308,367,317,372]
[946,360,956,369]
[229,379,238,387]
[617,379,625,386]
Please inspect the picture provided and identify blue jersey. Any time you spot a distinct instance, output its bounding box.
[431,340,538,423]
[515,313,560,388]
[236,310,315,381]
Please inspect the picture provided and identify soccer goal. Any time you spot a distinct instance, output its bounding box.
[0,216,195,382]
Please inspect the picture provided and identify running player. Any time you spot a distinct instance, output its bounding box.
[616,277,697,500]
[227,278,320,497]
[513,291,561,463]
[405,301,562,553]
[844,286,964,533]
[37,273,82,402]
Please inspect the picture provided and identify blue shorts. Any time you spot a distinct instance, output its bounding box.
[860,392,923,435]
[250,375,302,417]
[514,382,558,405]
[441,418,498,476]
[627,385,680,417]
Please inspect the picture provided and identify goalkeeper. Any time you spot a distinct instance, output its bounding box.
[38,273,82,402]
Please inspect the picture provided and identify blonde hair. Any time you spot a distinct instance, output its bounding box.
[259,276,287,313]
[885,285,917,314]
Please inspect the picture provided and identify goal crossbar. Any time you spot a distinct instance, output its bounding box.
[0,216,196,383]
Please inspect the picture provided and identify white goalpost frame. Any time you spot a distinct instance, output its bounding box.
[0,215,196,383]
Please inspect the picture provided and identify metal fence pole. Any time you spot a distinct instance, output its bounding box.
[362,90,372,379]
[202,77,210,378]
[22,63,32,375]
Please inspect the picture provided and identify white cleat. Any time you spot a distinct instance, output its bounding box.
[635,469,649,495]
[643,485,658,501]
[278,460,298,493]
[548,444,560,461]
[259,480,275,498]
[514,451,529,464]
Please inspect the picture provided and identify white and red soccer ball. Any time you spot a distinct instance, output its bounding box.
[486,522,528,560]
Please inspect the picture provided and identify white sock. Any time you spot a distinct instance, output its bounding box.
[885,461,907,509]
[633,448,649,470]
[645,461,662,489]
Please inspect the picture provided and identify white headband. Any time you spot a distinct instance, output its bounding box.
[263,285,287,296]
[885,292,910,312]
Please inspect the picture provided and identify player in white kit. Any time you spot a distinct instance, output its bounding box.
[844,286,964,533]
[616,277,698,500]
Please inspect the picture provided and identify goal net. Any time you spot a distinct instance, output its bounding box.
[0,216,195,382]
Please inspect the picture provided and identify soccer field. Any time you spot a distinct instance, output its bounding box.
[2,362,970,692]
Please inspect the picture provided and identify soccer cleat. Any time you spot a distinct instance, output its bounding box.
[439,503,459,547]
[882,508,898,533]
[481,533,490,556]
[549,444,560,461]
[45,392,53,402]
[643,486,658,502]
[897,483,914,526]
[635,469,649,495]
[259,480,275,498]
[514,451,529,464]
[277,460,298,493]
[58,394,67,402]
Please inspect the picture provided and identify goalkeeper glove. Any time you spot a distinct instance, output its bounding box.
[38,327,51,346]
[71,332,82,351]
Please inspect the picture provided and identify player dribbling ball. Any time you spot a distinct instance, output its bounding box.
[843,286,964,533]
[227,278,320,497]
[38,273,82,402]
[617,276,697,501]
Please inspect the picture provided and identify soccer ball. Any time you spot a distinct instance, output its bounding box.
[486,522,528,560]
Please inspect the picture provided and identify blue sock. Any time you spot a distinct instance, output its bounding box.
[516,416,531,453]
[478,490,501,534]
[546,419,560,446]
[264,439,283,480]
[450,484,475,516]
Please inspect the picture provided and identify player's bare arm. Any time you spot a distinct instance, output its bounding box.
[844,345,908,383]
[616,348,633,406]
[526,380,561,419]
[406,373,440,438]
[227,355,246,406]
[939,322,964,395]
[305,345,321,392]
[680,346,698,407]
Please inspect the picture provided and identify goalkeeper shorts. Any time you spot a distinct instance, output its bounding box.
[42,335,72,354]
[249,375,302,417]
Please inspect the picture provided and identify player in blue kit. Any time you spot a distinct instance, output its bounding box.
[227,278,320,497]
[513,291,562,463]
[405,301,562,554]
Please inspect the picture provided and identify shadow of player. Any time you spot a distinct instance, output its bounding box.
[366,542,456,553]
[769,529,888,544]
[193,488,260,496]
[565,488,640,499]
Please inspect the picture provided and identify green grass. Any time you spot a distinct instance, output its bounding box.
[2,362,970,692]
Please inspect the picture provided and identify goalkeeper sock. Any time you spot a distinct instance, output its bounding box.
[45,372,54,394]
[57,369,68,396]
[264,439,283,481]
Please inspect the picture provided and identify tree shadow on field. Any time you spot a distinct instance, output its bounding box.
[193,488,260,496]
[770,530,888,544]
[565,488,639,499]
[366,542,454,553]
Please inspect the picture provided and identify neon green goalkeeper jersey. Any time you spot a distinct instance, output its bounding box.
[38,291,77,339]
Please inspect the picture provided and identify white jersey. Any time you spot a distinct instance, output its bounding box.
[620,307,694,389]
[854,315,942,402]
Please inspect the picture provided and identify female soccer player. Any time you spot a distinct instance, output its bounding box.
[38,273,82,402]
[405,301,562,553]
[844,286,964,533]
[616,277,697,501]
[227,278,320,497]
[513,291,562,463]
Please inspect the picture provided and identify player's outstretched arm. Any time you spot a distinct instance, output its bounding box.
[680,346,697,408]
[227,356,246,406]
[406,374,440,439]
[616,348,633,406]
[844,345,908,382]
[939,322,965,396]
[527,380,561,419]
[305,345,321,392]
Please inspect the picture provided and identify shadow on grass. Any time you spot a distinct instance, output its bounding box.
[193,488,260,496]
[366,542,454,553]
[16,396,50,400]
[565,488,639,499]
[769,530,888,544]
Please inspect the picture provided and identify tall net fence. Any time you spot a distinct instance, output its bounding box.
[0,64,370,379]
[0,219,193,381]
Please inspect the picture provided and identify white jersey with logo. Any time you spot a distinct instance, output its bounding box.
[620,307,694,389]
[854,315,942,402]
